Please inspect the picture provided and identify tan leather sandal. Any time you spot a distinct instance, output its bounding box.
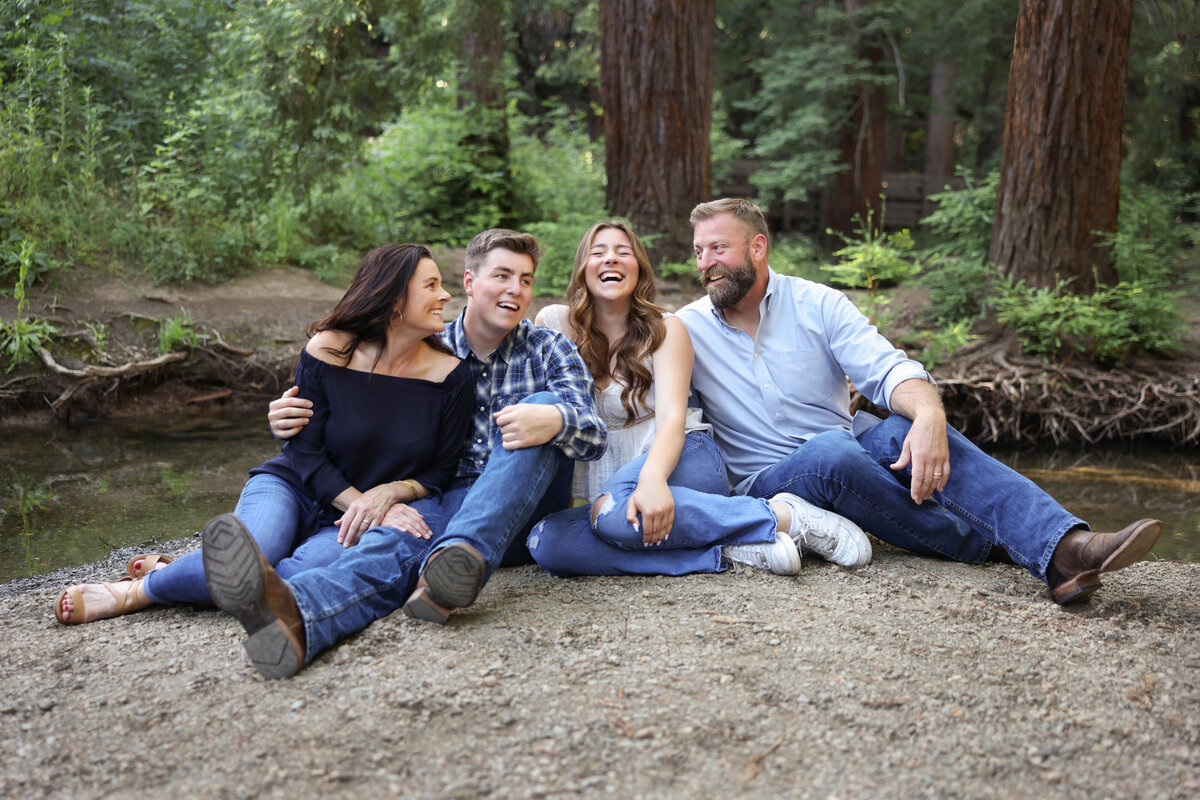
[54,578,153,624]
[125,553,174,579]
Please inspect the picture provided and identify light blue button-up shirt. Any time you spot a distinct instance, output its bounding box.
[676,268,932,493]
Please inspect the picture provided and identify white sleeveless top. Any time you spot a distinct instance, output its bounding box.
[540,304,708,501]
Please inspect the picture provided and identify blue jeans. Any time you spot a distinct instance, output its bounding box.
[744,415,1085,580]
[285,392,574,664]
[528,432,777,576]
[143,473,346,605]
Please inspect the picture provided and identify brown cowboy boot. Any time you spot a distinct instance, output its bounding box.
[202,513,305,679]
[1046,519,1161,605]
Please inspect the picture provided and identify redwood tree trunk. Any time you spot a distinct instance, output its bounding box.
[600,0,714,262]
[459,0,513,224]
[989,0,1132,292]
[823,0,886,235]
[923,58,957,216]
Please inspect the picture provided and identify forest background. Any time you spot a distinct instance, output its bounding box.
[1,0,1198,444]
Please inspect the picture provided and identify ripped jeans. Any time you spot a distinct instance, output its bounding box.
[528,432,778,576]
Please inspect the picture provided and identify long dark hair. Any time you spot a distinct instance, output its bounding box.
[308,243,451,370]
[566,221,665,425]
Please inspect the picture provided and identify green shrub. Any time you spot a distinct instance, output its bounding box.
[995,275,1183,366]
[524,213,601,296]
[918,170,1000,324]
[1,241,58,372]
[822,205,917,325]
[158,310,199,354]
[767,234,825,282]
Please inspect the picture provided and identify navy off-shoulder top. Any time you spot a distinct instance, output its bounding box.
[250,349,474,515]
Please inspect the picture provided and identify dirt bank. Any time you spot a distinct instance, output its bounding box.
[2,538,1197,798]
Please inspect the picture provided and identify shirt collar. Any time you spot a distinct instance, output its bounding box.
[444,311,524,364]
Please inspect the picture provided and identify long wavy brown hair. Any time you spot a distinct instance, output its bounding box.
[308,243,451,372]
[566,221,665,425]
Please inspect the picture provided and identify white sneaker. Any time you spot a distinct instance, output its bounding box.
[771,492,872,568]
[722,531,801,576]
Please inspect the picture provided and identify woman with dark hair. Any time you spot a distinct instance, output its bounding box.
[528,221,832,577]
[56,244,474,623]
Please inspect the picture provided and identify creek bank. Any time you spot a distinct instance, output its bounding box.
[5,267,1199,450]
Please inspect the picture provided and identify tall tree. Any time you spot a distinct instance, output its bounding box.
[823,0,887,234]
[599,0,714,261]
[457,0,514,224]
[989,0,1133,292]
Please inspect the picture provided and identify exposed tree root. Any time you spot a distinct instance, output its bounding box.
[930,335,1200,447]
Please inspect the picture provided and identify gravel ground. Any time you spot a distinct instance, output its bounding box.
[3,537,1197,799]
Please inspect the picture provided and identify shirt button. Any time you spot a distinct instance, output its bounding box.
[775,413,782,419]
[763,383,769,388]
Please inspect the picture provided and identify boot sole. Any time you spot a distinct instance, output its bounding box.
[1051,520,1162,606]
[202,513,301,679]
[402,586,451,625]
[1098,519,1161,573]
[401,544,486,624]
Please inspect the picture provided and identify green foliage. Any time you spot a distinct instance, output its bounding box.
[83,321,109,357]
[915,319,979,369]
[821,205,917,325]
[823,217,917,291]
[157,310,198,354]
[523,213,598,296]
[1124,5,1200,194]
[310,102,509,247]
[1,241,58,372]
[769,234,825,282]
[1102,182,1199,283]
[995,275,1183,366]
[917,170,1000,325]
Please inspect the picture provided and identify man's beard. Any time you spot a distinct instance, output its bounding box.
[703,247,757,309]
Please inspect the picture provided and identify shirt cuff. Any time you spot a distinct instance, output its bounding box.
[881,365,936,412]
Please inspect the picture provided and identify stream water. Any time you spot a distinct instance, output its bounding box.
[1,414,1197,584]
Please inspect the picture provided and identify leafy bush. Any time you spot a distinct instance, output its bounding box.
[158,311,199,354]
[770,234,825,282]
[918,170,1000,324]
[1102,182,1198,282]
[1,241,58,372]
[995,275,1183,366]
[821,206,918,325]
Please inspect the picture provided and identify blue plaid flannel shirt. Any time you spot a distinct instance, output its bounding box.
[441,315,606,478]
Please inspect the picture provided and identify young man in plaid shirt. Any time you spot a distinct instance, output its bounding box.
[202,229,606,678]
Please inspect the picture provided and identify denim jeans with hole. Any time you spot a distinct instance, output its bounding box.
[743,414,1085,580]
[285,392,574,663]
[143,473,345,605]
[527,431,778,576]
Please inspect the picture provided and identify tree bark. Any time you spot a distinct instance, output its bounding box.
[923,57,957,215]
[599,0,714,262]
[823,0,886,235]
[459,0,513,224]
[989,0,1132,292]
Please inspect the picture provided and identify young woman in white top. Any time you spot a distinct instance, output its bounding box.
[526,220,820,576]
